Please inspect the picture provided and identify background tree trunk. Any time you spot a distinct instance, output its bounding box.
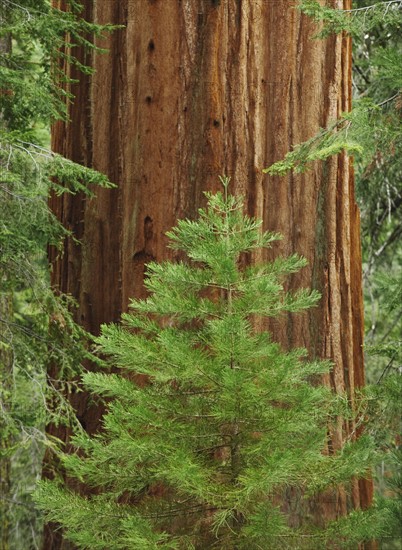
[46,0,373,547]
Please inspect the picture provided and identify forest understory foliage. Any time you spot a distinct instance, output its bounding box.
[0,1,115,547]
[0,0,401,549]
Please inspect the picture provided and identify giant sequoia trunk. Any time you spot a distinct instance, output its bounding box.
[46,0,372,547]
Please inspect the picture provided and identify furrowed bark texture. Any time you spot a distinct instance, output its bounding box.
[47,0,372,547]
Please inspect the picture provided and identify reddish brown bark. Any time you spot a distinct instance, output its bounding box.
[46,0,373,547]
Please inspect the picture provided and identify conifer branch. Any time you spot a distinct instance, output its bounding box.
[343,0,402,13]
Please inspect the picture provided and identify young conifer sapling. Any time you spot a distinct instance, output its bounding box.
[36,178,380,549]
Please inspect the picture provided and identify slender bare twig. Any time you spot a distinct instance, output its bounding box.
[343,0,402,13]
[0,496,36,510]
[378,92,400,107]
[2,0,32,21]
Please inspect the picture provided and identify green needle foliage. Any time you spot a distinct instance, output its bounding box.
[298,0,402,38]
[267,1,401,201]
[364,270,402,549]
[36,181,385,549]
[1,1,117,547]
[0,0,116,135]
